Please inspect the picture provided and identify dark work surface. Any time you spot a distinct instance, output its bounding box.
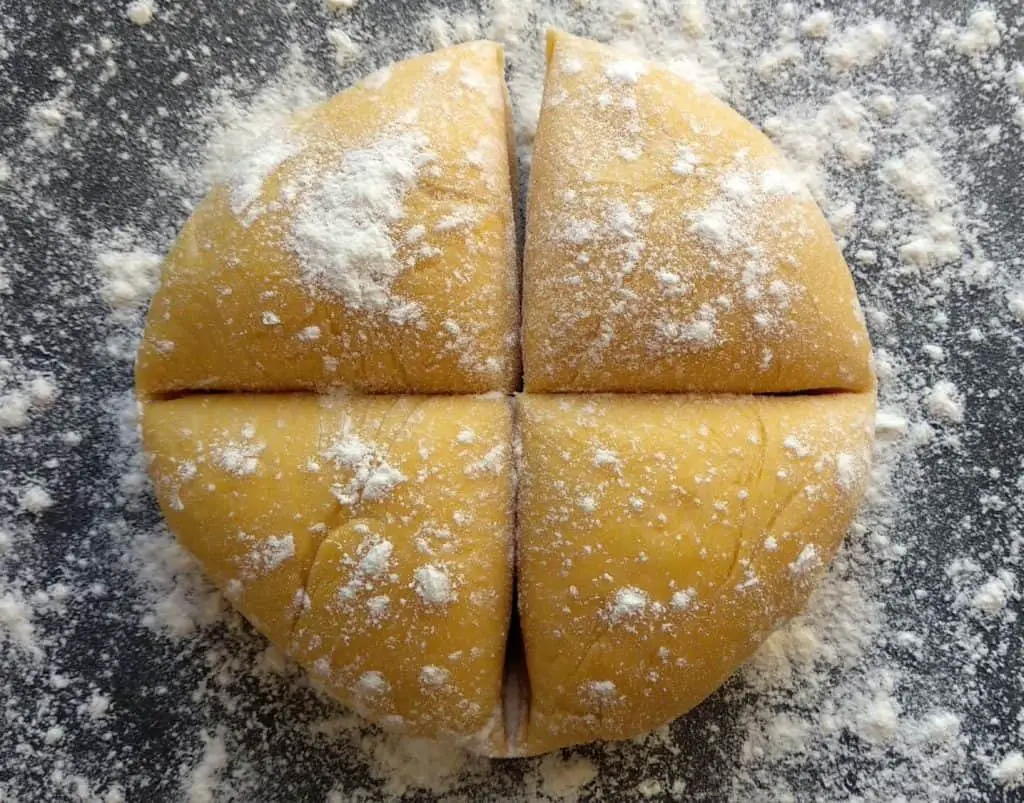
[1,0,1023,801]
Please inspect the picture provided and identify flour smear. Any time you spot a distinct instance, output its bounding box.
[0,0,1022,801]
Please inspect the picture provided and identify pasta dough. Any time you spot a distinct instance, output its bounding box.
[143,393,515,753]
[523,32,874,394]
[516,392,874,754]
[136,41,518,396]
[138,33,877,757]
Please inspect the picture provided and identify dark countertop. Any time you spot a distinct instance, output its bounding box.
[1,1,1022,800]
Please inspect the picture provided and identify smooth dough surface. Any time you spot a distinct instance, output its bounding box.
[523,31,874,394]
[516,392,875,754]
[136,41,518,397]
[135,34,880,759]
[142,393,515,753]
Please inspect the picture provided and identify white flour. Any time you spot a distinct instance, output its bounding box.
[184,728,229,803]
[125,1,156,27]
[1,0,1022,800]
[225,125,303,223]
[413,564,455,606]
[322,428,408,507]
[290,130,435,318]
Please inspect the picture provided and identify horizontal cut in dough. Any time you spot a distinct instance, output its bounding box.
[515,392,875,755]
[136,41,519,397]
[524,31,874,394]
[142,393,515,753]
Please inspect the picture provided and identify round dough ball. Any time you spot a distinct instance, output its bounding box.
[142,393,515,753]
[136,33,878,759]
[524,31,874,394]
[136,41,519,397]
[515,392,875,754]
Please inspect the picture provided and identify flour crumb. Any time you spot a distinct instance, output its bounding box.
[857,693,902,744]
[608,587,648,622]
[327,28,361,66]
[97,247,163,314]
[324,428,407,506]
[125,0,155,26]
[414,565,454,606]
[800,10,833,38]
[19,484,54,514]
[670,588,697,611]
[244,533,295,577]
[825,20,893,72]
[788,544,822,577]
[539,754,597,800]
[367,735,471,796]
[992,751,1024,788]
[925,380,965,423]
[418,666,449,688]
[355,671,390,696]
[971,573,1014,616]
[955,7,1001,56]
[605,59,648,85]
[0,592,42,658]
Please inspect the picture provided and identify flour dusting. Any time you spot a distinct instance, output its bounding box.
[0,0,1021,800]
[290,130,435,320]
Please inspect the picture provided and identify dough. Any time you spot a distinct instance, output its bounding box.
[523,31,874,393]
[142,393,515,752]
[136,41,518,396]
[137,35,877,758]
[516,392,875,754]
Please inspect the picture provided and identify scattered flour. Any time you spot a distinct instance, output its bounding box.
[1,0,1022,800]
[225,126,303,223]
[184,728,228,803]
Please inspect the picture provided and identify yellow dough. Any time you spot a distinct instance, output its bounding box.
[136,35,878,758]
[523,31,874,394]
[142,394,515,752]
[515,392,875,754]
[136,41,518,396]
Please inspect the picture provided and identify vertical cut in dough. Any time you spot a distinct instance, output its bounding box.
[515,392,875,755]
[142,394,515,753]
[136,41,519,396]
[524,31,874,394]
